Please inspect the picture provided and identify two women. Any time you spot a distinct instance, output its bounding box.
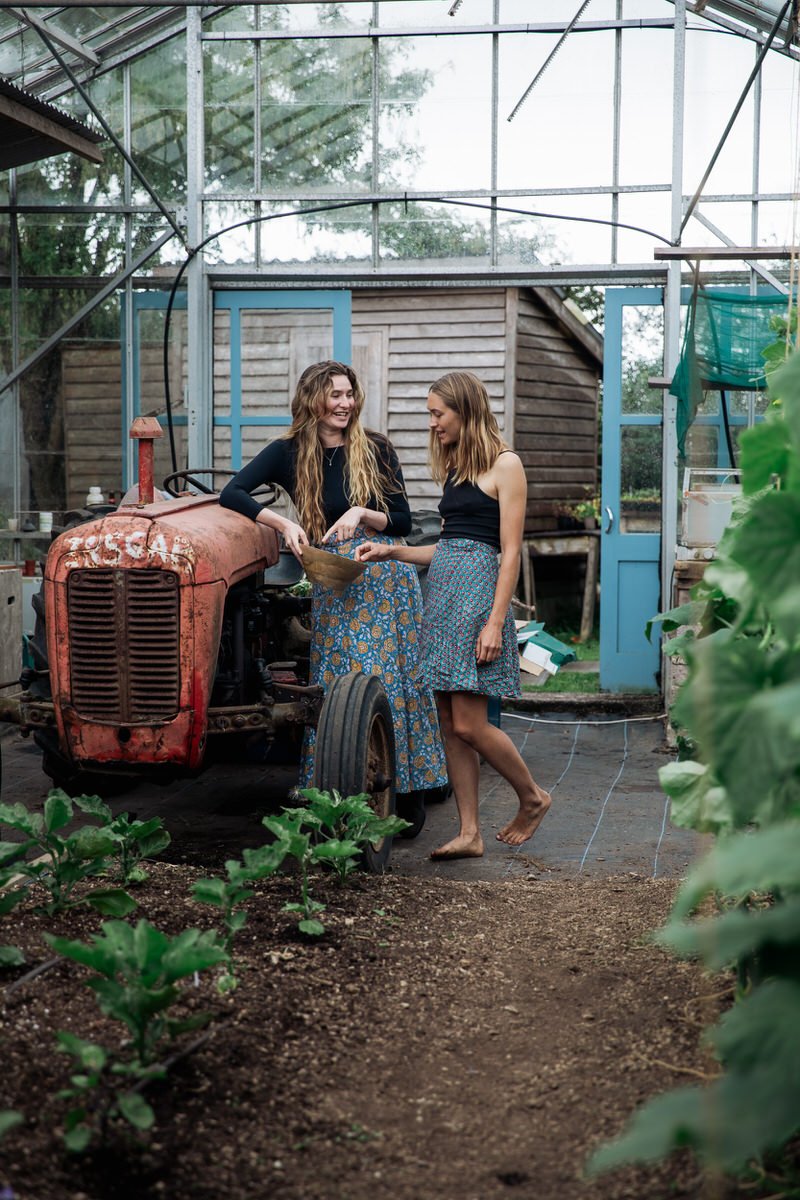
[357,370,551,860]
[219,360,448,807]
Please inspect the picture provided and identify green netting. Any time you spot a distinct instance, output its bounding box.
[670,289,789,456]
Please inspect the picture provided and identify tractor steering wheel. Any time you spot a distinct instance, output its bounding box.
[161,469,277,505]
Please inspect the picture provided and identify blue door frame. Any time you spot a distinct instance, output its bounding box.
[123,289,351,485]
[600,288,663,693]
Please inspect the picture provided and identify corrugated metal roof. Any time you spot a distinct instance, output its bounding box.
[0,73,103,168]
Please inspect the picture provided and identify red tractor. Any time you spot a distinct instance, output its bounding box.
[3,419,398,871]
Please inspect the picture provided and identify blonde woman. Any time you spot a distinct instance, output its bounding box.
[219,360,448,811]
[356,370,551,861]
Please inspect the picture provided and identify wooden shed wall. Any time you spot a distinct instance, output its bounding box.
[513,290,600,533]
[352,287,510,510]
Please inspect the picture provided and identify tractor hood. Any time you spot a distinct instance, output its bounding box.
[45,494,280,586]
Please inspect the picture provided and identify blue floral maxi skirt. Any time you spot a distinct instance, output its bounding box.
[421,538,521,698]
[300,528,449,793]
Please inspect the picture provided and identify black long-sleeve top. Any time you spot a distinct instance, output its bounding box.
[219,434,412,537]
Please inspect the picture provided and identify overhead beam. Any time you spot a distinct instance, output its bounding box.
[655,245,794,259]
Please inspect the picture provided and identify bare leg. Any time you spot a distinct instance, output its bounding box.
[449,692,551,847]
[429,694,484,860]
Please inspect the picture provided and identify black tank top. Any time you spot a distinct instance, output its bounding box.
[439,474,502,550]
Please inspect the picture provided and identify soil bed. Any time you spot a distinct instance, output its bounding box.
[0,866,751,1200]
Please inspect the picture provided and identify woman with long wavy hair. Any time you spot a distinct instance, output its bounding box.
[220,360,448,816]
[356,370,551,861]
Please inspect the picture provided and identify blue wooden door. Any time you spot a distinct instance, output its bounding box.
[600,288,664,692]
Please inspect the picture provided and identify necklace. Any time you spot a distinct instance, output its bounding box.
[323,443,343,466]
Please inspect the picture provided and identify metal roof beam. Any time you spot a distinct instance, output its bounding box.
[6,6,100,66]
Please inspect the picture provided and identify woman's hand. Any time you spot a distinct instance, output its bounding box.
[355,541,395,564]
[476,618,504,665]
[322,507,367,544]
[278,519,309,561]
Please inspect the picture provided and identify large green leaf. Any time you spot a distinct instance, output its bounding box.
[117,1091,155,1131]
[672,631,800,823]
[86,888,137,917]
[0,945,25,967]
[44,790,73,834]
[731,491,800,640]
[160,928,228,982]
[657,760,731,834]
[738,418,791,494]
[73,794,113,823]
[672,822,800,918]
[67,826,115,861]
[0,801,43,838]
[660,896,800,970]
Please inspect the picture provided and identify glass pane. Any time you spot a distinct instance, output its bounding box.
[203,202,257,265]
[139,304,187,423]
[498,194,613,267]
[498,32,614,191]
[618,29,672,188]
[205,40,255,194]
[380,1,493,23]
[18,211,126,277]
[620,426,661,533]
[261,38,372,191]
[621,305,663,415]
[378,200,490,265]
[131,36,188,204]
[262,3,371,31]
[379,35,491,192]
[0,384,15,524]
[213,425,232,473]
[684,32,755,197]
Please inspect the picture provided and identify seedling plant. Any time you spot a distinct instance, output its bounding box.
[45,918,229,1150]
[0,791,138,917]
[191,842,288,989]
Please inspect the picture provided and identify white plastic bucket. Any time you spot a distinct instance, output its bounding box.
[681,469,741,547]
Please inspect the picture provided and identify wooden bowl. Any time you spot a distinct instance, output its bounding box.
[300,544,366,596]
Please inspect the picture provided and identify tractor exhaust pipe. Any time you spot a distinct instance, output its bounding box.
[129,416,164,505]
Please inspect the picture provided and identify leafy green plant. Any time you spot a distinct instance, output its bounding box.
[294,787,410,884]
[45,919,228,1150]
[103,808,172,886]
[0,792,136,916]
[262,809,327,937]
[191,842,287,989]
[262,790,409,936]
[589,352,800,1183]
[55,1031,161,1152]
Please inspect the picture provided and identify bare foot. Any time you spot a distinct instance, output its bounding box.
[430,833,484,861]
[496,788,551,847]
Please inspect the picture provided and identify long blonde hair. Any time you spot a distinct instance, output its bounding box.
[428,370,507,485]
[286,360,393,543]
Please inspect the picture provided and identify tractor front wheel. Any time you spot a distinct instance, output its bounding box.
[313,672,396,873]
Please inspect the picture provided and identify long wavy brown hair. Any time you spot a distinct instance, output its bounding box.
[285,360,394,543]
[428,370,508,485]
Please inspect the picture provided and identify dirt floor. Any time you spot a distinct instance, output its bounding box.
[1,860,747,1200]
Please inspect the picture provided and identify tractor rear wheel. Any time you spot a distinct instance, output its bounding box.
[313,672,396,873]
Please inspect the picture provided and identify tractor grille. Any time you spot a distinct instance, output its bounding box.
[67,569,180,723]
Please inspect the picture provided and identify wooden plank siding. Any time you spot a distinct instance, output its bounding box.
[513,290,601,533]
[353,288,508,507]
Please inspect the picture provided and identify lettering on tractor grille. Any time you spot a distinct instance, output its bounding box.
[67,568,180,722]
